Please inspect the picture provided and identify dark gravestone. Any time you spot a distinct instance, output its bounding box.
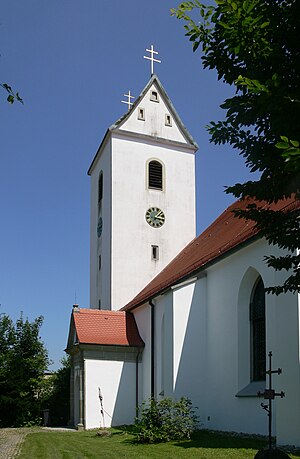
[254,448,291,458]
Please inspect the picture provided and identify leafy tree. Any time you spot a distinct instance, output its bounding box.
[40,356,70,426]
[0,312,50,427]
[172,0,300,294]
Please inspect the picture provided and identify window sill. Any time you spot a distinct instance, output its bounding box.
[235,381,265,398]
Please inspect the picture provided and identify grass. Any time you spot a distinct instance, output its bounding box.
[17,427,300,459]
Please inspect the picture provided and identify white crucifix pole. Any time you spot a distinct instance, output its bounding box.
[121,90,135,111]
[144,45,161,75]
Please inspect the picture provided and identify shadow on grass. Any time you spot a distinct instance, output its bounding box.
[173,430,266,450]
[91,426,300,457]
[173,432,300,457]
[112,427,266,449]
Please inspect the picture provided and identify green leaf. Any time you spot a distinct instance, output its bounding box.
[193,41,200,51]
[280,136,289,143]
[275,141,290,149]
[260,21,270,28]
[219,21,231,29]
[7,95,14,104]
[290,139,299,148]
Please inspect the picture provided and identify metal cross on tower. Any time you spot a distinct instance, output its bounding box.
[121,90,135,111]
[144,45,161,75]
[257,351,285,451]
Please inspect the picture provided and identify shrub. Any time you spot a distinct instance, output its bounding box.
[134,397,199,443]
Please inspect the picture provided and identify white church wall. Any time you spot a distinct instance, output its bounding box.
[172,277,206,417]
[202,240,273,434]
[200,238,300,446]
[156,293,174,398]
[133,305,151,402]
[110,133,195,310]
[89,138,112,309]
[84,358,137,429]
[268,285,300,446]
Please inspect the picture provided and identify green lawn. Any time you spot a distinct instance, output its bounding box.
[17,428,300,459]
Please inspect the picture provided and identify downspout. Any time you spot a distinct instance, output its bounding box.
[149,299,155,398]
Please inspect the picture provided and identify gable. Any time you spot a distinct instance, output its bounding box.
[88,75,197,176]
[113,75,198,148]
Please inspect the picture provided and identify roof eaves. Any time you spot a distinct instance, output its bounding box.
[122,231,260,313]
[152,75,199,149]
[87,128,111,176]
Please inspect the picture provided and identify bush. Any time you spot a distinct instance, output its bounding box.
[134,397,199,443]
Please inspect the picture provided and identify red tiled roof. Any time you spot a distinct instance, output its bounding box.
[122,197,299,312]
[72,309,144,347]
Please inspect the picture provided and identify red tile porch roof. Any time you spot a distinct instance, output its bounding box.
[122,197,299,312]
[71,309,144,347]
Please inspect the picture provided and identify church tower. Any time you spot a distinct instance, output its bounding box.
[88,72,198,311]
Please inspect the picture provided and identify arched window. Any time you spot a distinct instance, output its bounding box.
[250,277,266,381]
[98,171,103,211]
[148,160,163,190]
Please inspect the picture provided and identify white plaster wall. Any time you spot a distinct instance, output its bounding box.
[202,239,300,445]
[155,294,174,398]
[173,282,195,391]
[120,82,187,143]
[111,133,195,309]
[269,287,300,446]
[143,238,299,446]
[84,359,136,429]
[89,138,112,309]
[133,305,151,402]
[172,278,206,417]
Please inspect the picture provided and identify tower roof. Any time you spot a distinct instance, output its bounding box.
[88,74,198,175]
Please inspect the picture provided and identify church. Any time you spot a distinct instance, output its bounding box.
[66,52,300,447]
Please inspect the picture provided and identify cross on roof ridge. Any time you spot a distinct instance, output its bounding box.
[144,45,161,75]
[121,90,135,111]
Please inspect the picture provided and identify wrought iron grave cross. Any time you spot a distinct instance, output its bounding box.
[144,45,161,75]
[257,351,285,451]
[121,90,135,111]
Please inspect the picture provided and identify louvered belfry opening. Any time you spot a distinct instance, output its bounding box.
[148,160,163,190]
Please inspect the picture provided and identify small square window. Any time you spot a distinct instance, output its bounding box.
[151,245,159,260]
[138,107,145,120]
[150,90,159,102]
[165,114,172,126]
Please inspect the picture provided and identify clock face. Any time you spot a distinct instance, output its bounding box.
[97,217,103,237]
[145,207,165,228]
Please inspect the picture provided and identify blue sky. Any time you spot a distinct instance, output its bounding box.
[0,1,254,369]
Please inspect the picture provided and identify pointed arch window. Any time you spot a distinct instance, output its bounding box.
[98,171,103,212]
[148,160,163,191]
[250,277,266,381]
